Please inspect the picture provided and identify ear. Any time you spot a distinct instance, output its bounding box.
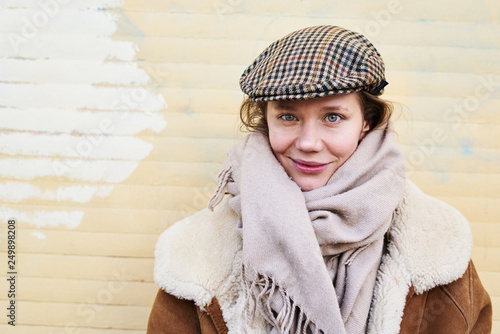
[359,120,370,140]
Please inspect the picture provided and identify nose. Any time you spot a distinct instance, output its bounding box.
[295,121,323,152]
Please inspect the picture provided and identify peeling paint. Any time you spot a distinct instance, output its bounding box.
[0,0,167,229]
[460,138,474,156]
[0,59,150,85]
[0,83,166,111]
[462,145,473,156]
[0,158,139,183]
[0,207,83,229]
[0,107,167,134]
[0,36,138,60]
[31,231,47,239]
[0,133,154,160]
[0,0,122,10]
[0,182,114,203]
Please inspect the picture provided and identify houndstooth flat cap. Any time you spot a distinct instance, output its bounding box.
[239,25,388,101]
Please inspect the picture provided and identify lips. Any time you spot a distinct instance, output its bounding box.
[291,158,329,174]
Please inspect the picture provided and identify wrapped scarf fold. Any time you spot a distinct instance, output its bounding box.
[209,124,406,334]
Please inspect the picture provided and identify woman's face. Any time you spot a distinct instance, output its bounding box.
[266,93,369,191]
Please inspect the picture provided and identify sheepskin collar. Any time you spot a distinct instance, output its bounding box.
[367,180,472,333]
[154,179,472,334]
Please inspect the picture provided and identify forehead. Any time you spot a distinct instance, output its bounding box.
[268,93,361,111]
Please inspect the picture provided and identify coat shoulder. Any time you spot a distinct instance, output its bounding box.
[368,180,476,334]
[391,180,473,293]
[153,196,242,307]
[399,261,492,334]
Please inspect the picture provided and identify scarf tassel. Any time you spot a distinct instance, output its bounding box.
[208,162,233,210]
[242,265,322,334]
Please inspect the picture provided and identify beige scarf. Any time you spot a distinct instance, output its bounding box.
[209,124,406,334]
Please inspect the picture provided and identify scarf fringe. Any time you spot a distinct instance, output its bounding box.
[242,265,322,334]
[208,161,232,210]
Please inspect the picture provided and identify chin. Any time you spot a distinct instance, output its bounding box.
[296,180,325,192]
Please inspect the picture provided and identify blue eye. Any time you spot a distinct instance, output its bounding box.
[280,114,296,121]
[326,114,340,122]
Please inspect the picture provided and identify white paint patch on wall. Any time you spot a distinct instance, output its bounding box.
[31,231,47,239]
[0,0,167,229]
[0,83,166,111]
[0,59,150,85]
[0,9,118,36]
[0,107,167,134]
[0,158,139,183]
[0,0,122,10]
[0,182,114,203]
[0,133,154,160]
[0,207,83,229]
[0,34,138,60]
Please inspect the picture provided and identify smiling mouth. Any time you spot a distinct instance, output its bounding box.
[291,159,329,174]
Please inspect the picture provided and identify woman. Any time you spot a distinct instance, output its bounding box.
[148,25,492,333]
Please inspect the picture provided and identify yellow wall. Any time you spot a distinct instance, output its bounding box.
[0,0,498,332]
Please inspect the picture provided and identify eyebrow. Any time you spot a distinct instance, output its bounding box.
[320,105,350,113]
[273,103,296,111]
[273,103,350,113]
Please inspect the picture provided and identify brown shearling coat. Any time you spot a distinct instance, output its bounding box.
[148,181,492,333]
[148,260,491,333]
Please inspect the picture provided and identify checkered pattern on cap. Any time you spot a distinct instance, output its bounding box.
[240,25,388,101]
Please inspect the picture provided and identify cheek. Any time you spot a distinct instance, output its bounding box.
[268,129,292,155]
[327,132,361,156]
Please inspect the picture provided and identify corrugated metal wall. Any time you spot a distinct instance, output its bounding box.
[0,0,498,332]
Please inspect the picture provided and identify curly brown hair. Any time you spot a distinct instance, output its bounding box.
[239,91,393,135]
